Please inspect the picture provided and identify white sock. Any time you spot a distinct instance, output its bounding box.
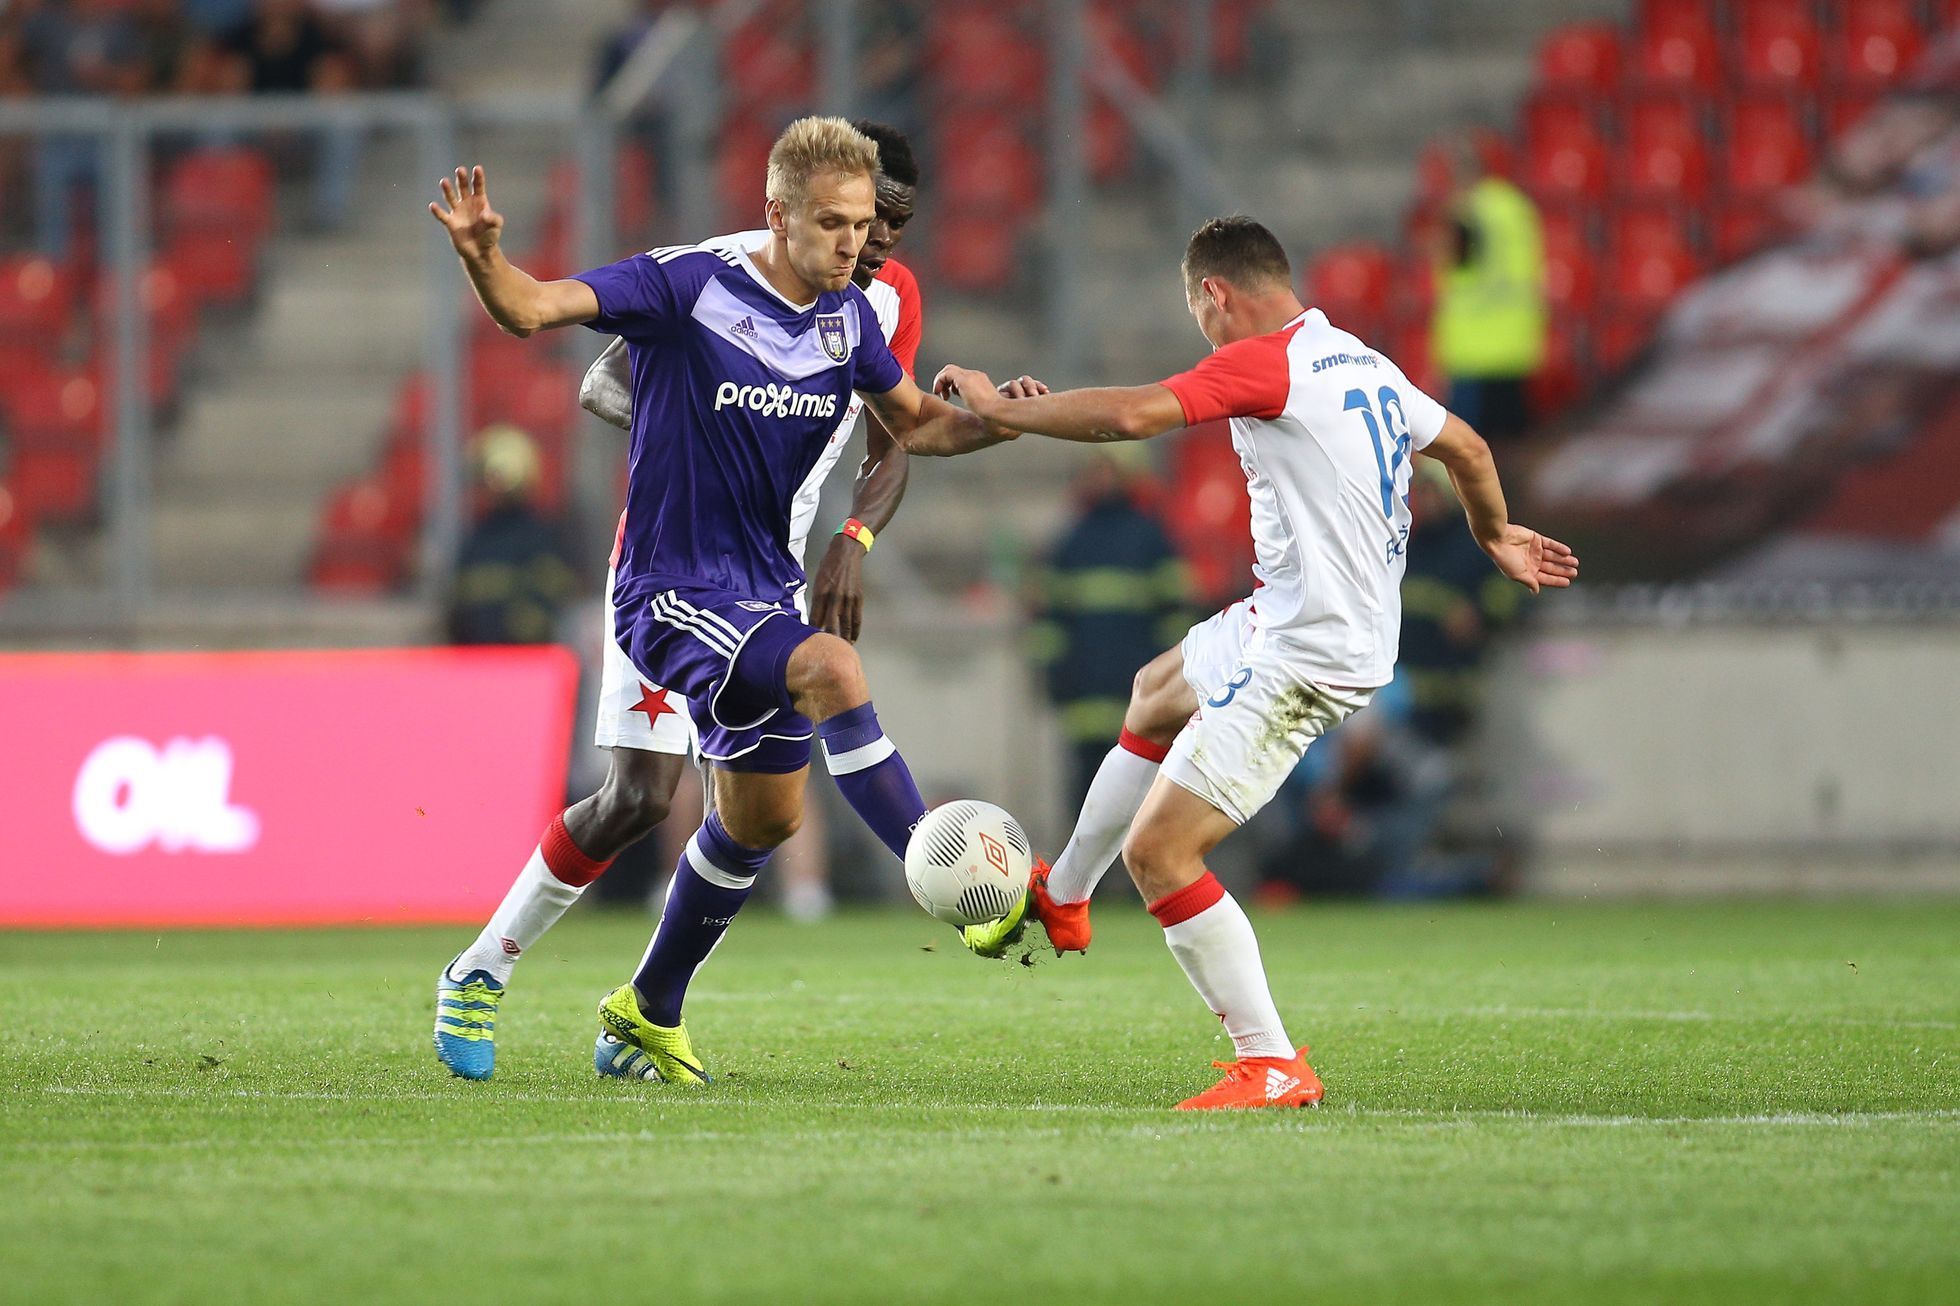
[454,847,586,983]
[1154,874,1294,1060]
[1047,733,1166,904]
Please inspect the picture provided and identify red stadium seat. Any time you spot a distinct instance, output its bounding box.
[1528,310,1587,419]
[1825,91,1880,138]
[1734,0,1824,92]
[1724,98,1813,196]
[1523,96,1611,202]
[6,438,98,524]
[1537,23,1622,95]
[716,116,776,232]
[309,477,414,593]
[160,148,275,245]
[1086,102,1136,183]
[1607,206,1702,311]
[926,11,1044,105]
[320,475,417,546]
[1592,311,1661,374]
[2,366,105,445]
[615,144,658,241]
[931,211,1020,293]
[1711,201,1784,262]
[1306,243,1395,326]
[0,257,74,349]
[1619,95,1710,200]
[939,118,1042,213]
[163,231,259,310]
[723,19,814,108]
[1090,5,1157,90]
[1164,421,1254,603]
[1538,205,1597,313]
[0,480,28,591]
[1386,317,1440,396]
[1829,0,1925,88]
[1631,0,1721,88]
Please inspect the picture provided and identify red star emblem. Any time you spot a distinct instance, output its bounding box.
[631,684,678,723]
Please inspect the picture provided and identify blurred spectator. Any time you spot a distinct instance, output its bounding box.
[218,0,352,92]
[1255,467,1515,901]
[592,1,689,91]
[446,426,580,646]
[215,0,361,229]
[1030,448,1191,812]
[1430,134,1547,442]
[131,0,231,94]
[19,0,146,258]
[314,0,430,88]
[1398,460,1519,748]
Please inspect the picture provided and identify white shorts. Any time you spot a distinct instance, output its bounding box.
[1163,602,1374,825]
[592,567,811,755]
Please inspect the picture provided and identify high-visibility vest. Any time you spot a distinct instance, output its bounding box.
[1432,177,1548,379]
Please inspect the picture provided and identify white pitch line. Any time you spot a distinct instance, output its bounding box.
[19,1085,1960,1130]
[658,993,1960,1031]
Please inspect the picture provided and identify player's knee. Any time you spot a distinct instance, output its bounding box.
[790,633,868,714]
[1127,664,1189,741]
[596,772,670,840]
[1120,825,1171,892]
[721,807,800,850]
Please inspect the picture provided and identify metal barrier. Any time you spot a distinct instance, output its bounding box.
[0,94,617,629]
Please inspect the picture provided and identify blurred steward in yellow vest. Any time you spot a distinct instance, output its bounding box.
[1431,137,1547,441]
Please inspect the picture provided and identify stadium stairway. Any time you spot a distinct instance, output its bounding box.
[132,0,610,597]
[146,176,427,593]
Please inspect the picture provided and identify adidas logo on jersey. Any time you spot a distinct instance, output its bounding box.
[730,315,759,339]
[1265,1067,1301,1100]
[713,380,839,420]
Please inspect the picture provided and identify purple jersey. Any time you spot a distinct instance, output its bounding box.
[572,242,905,627]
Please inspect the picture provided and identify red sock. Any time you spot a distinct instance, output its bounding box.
[540,812,611,888]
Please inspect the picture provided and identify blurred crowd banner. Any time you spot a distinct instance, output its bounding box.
[0,647,576,928]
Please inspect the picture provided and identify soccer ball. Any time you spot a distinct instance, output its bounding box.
[903,800,1033,927]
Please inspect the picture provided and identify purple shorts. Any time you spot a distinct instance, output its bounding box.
[620,584,818,772]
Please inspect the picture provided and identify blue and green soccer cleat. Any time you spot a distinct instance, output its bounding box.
[593,984,711,1084]
[433,963,504,1081]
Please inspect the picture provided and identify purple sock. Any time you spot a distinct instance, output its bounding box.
[631,812,770,1025]
[817,702,927,860]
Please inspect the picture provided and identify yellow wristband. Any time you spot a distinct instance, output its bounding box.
[837,518,875,552]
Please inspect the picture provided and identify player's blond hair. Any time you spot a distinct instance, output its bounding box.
[765,116,880,212]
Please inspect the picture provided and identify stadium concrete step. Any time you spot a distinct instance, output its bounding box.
[145,135,429,591]
[147,492,331,592]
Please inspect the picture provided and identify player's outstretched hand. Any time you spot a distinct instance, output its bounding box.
[933,364,996,413]
[997,375,1048,400]
[429,166,503,263]
[1485,525,1579,595]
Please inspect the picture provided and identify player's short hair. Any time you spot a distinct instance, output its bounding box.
[851,119,919,188]
[1182,216,1293,299]
[766,116,881,212]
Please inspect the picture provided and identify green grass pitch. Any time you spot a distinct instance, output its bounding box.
[3,899,1956,1305]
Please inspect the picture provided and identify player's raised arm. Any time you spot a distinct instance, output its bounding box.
[579,337,633,431]
[934,367,1187,443]
[430,166,598,337]
[859,371,1041,457]
[1420,412,1580,594]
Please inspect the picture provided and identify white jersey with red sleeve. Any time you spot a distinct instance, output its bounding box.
[1160,308,1448,688]
[784,256,921,557]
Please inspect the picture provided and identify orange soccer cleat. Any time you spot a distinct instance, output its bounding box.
[1174,1047,1324,1110]
[1028,859,1092,954]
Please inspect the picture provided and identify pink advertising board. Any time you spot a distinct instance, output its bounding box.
[0,647,578,928]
